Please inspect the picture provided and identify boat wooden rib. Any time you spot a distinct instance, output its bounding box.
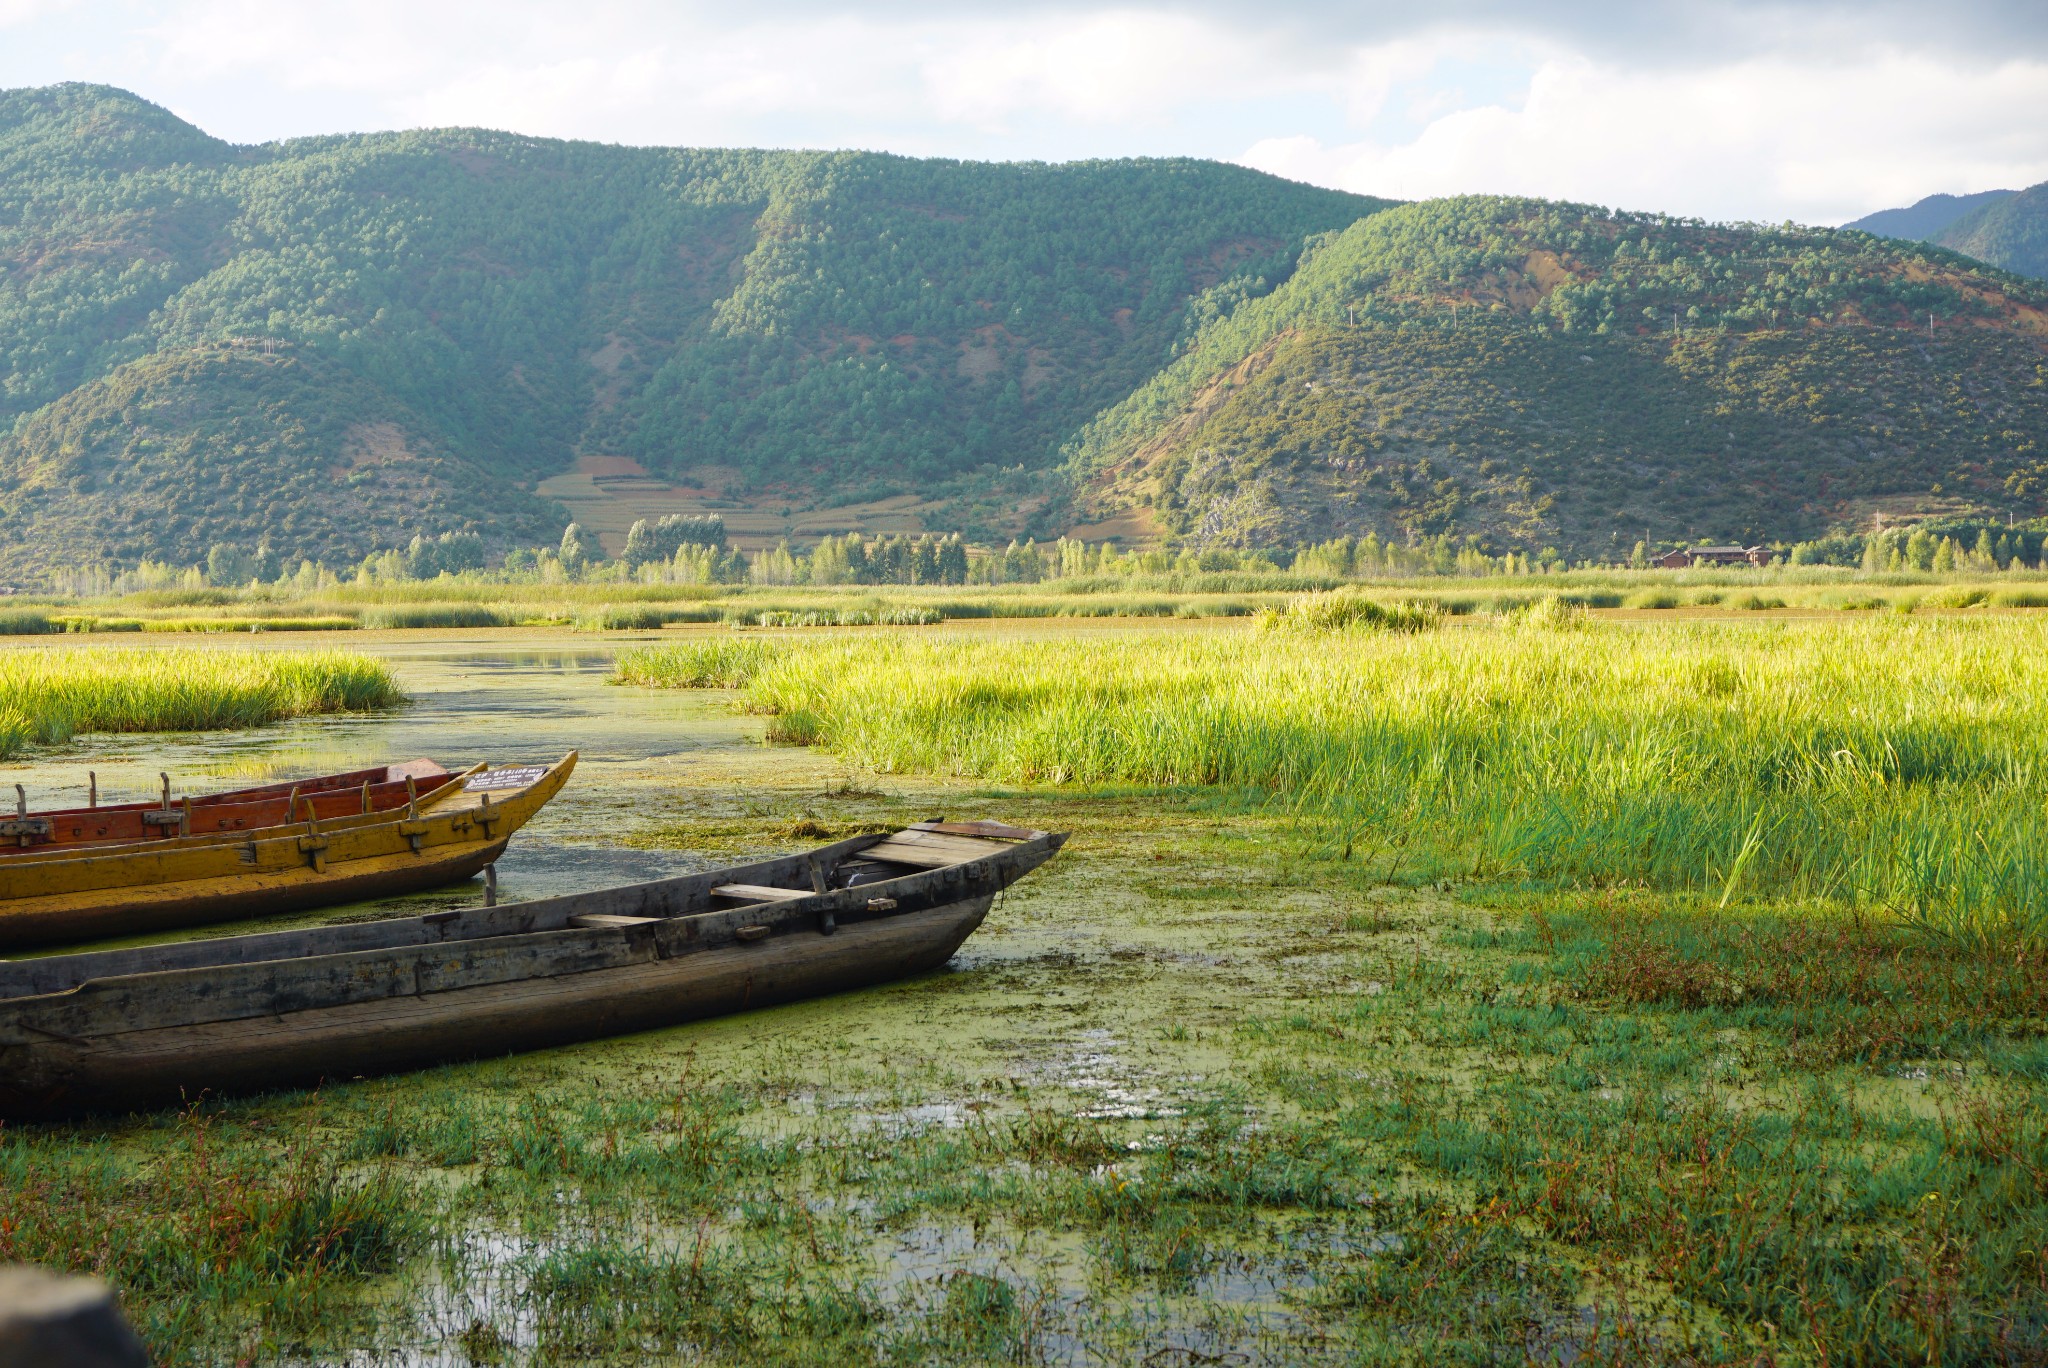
[0,818,1065,1119]
[0,754,576,950]
[0,760,450,853]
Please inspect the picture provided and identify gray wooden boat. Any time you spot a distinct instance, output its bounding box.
[0,820,1064,1120]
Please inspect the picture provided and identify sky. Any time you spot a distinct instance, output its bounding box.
[3,0,2047,225]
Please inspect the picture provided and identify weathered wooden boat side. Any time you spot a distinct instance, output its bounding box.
[0,822,1064,1119]
[0,760,449,853]
[0,763,474,865]
[0,754,576,949]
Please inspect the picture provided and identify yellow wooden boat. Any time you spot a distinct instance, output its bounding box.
[0,753,576,950]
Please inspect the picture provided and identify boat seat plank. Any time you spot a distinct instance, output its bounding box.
[859,833,1013,868]
[910,820,1039,841]
[712,883,811,903]
[567,914,662,929]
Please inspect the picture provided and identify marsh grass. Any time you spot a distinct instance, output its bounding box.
[624,617,2048,946]
[0,1109,424,1359]
[1255,589,1442,634]
[34,564,2048,636]
[359,604,508,629]
[1292,897,2048,1364]
[5,781,2043,1365]
[614,637,788,689]
[0,647,403,756]
[0,608,58,634]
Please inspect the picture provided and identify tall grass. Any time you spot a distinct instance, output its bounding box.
[614,638,788,689]
[626,618,2048,946]
[359,604,507,629]
[0,648,404,756]
[1256,589,1442,633]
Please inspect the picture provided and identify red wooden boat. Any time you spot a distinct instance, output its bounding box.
[0,760,449,853]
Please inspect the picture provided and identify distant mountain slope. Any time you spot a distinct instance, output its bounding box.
[1067,197,2048,556]
[1934,183,2048,282]
[1846,183,2048,281]
[1845,189,2014,242]
[0,82,1381,576]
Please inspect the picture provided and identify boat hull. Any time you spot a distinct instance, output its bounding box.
[0,894,991,1118]
[0,755,573,949]
[3,761,447,855]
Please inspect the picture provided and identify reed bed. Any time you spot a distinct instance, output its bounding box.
[612,637,786,689]
[0,648,404,756]
[622,615,2048,946]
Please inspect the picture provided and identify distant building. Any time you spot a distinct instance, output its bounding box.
[1659,545,1770,567]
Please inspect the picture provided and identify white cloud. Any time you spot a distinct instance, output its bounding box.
[1238,44,2048,222]
[2,2,2045,221]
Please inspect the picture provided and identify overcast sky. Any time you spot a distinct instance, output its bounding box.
[4,0,2046,225]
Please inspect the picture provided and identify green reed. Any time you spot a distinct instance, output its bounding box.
[0,647,404,756]
[622,616,2048,946]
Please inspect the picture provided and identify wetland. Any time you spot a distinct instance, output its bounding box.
[0,620,2042,1365]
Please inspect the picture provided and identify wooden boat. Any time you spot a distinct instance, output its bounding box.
[0,760,451,853]
[0,819,1065,1119]
[0,754,576,950]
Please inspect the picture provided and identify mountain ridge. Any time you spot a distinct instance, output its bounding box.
[1067,196,2048,556]
[4,84,2047,575]
[0,82,1381,575]
[1846,182,2048,281]
[1844,189,2015,243]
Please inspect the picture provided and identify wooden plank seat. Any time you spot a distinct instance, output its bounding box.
[858,832,1016,868]
[909,820,1040,841]
[566,914,661,929]
[711,883,811,904]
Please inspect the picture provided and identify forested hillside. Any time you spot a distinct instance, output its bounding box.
[1066,197,2048,557]
[1847,183,2047,281]
[1933,183,2048,282]
[1844,190,2015,246]
[7,84,2047,576]
[0,82,1378,576]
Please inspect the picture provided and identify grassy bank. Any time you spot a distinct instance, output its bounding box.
[620,613,2048,946]
[10,565,2048,635]
[0,648,403,756]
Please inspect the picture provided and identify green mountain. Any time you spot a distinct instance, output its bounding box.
[1846,183,2048,281]
[7,84,2047,574]
[0,82,1379,576]
[1933,183,2048,282]
[1844,190,2014,243]
[1065,197,2048,556]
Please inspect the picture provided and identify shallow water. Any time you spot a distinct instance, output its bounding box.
[0,633,874,948]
